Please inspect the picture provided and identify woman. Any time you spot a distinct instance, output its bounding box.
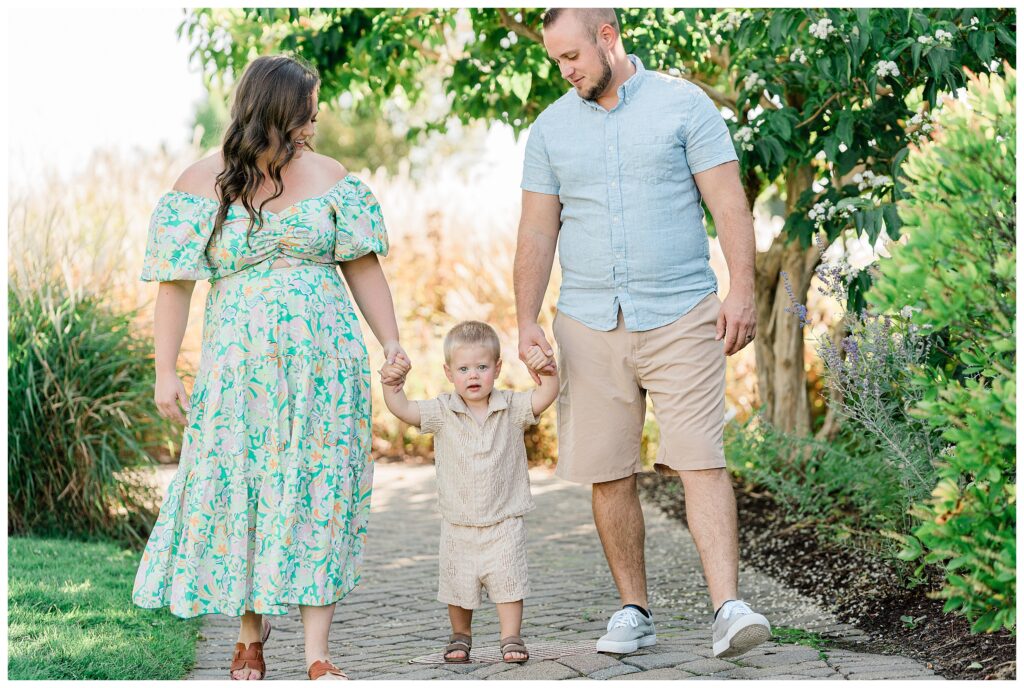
[133,55,409,681]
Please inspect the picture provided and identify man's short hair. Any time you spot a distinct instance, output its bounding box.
[541,8,620,41]
[443,321,501,364]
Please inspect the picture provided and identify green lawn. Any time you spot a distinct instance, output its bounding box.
[8,536,202,680]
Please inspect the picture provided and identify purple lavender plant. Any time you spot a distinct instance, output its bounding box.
[782,235,940,498]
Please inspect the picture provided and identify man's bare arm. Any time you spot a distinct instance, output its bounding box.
[694,161,757,356]
[514,190,562,382]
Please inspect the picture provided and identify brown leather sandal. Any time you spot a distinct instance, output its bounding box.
[307,659,348,680]
[443,633,472,663]
[228,617,271,680]
[500,635,529,664]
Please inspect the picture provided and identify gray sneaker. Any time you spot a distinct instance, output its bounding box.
[595,607,657,653]
[712,600,772,658]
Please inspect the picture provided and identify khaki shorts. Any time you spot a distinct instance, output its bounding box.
[552,293,727,484]
[437,516,529,609]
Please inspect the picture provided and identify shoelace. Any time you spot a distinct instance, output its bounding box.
[721,600,753,620]
[608,608,642,630]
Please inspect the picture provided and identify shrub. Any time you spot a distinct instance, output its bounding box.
[726,418,925,562]
[8,277,173,545]
[868,66,1016,633]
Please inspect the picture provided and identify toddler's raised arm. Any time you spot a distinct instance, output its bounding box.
[379,357,421,427]
[526,346,559,416]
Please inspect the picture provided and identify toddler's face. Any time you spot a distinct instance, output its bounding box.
[444,344,501,403]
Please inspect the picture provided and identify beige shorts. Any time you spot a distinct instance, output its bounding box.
[437,516,529,609]
[552,293,727,484]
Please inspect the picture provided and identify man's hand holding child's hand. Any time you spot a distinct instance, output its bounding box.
[525,345,557,375]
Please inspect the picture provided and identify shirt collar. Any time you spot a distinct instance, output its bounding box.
[577,53,646,111]
[447,389,509,418]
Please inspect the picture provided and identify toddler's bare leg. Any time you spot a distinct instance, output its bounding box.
[496,600,525,661]
[446,605,474,661]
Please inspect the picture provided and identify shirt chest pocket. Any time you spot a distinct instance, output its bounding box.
[624,135,684,185]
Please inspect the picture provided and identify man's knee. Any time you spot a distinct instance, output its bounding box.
[592,473,637,497]
[677,466,730,484]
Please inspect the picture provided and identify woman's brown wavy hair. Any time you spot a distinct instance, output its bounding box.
[214,55,320,239]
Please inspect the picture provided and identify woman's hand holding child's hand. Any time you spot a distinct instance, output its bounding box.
[380,351,411,390]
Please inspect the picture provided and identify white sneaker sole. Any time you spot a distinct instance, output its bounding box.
[596,633,657,654]
[713,615,771,658]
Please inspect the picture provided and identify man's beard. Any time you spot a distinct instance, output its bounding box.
[582,50,613,101]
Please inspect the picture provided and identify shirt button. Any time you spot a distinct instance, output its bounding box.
[607,145,613,151]
[613,216,620,222]
[610,180,617,187]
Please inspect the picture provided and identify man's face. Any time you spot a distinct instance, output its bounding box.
[543,15,613,101]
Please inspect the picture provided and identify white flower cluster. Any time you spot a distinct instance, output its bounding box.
[809,18,835,40]
[919,28,956,47]
[790,47,808,64]
[499,31,519,49]
[852,170,893,192]
[743,72,767,92]
[969,16,980,30]
[733,125,757,152]
[875,60,900,78]
[908,109,940,143]
[721,11,746,32]
[808,200,838,223]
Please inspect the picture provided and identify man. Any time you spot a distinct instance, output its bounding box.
[514,8,772,659]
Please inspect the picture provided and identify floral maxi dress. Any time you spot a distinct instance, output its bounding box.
[132,175,388,619]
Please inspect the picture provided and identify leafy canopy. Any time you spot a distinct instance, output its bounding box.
[182,9,1014,255]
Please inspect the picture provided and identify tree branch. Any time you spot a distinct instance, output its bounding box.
[797,93,839,128]
[497,8,543,44]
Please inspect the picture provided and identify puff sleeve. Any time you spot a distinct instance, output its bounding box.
[330,177,390,262]
[139,192,217,282]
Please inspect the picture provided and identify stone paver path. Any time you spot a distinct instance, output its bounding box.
[188,463,941,680]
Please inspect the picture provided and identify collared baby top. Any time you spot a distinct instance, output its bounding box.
[415,389,538,527]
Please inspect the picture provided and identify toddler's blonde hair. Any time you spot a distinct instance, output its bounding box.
[443,321,501,364]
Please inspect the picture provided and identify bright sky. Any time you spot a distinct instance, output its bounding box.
[8,7,206,190]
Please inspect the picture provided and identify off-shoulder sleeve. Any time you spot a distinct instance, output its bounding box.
[330,176,390,262]
[140,193,217,282]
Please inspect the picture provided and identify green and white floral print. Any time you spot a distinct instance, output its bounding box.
[133,176,388,619]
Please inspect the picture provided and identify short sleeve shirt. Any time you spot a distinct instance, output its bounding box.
[415,389,538,526]
[521,54,738,332]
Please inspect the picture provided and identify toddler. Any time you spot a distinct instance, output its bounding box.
[380,320,557,664]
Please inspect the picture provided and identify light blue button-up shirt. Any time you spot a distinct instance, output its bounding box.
[521,55,738,332]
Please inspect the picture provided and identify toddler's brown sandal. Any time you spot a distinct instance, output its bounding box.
[307,659,348,680]
[443,633,472,663]
[500,635,529,664]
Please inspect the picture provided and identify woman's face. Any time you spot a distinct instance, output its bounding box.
[289,104,318,158]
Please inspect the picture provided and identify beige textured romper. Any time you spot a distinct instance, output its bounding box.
[416,389,537,609]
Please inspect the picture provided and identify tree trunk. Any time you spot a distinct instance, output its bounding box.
[752,164,820,436]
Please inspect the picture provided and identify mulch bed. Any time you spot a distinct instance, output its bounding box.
[637,472,1016,681]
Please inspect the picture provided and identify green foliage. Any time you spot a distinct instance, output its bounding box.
[771,626,832,659]
[181,8,1015,267]
[726,420,925,562]
[8,279,172,545]
[8,536,202,679]
[868,67,1016,633]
